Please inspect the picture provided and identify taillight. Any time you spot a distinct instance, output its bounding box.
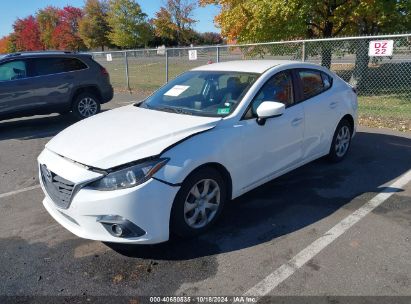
[101,67,109,76]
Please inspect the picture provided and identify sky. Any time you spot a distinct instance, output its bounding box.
[0,0,220,38]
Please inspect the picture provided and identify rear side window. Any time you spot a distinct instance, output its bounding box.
[31,57,87,76]
[298,69,332,100]
[0,60,27,81]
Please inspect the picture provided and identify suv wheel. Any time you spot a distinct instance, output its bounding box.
[72,92,101,119]
[171,167,227,238]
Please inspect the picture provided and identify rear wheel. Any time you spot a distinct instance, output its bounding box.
[328,119,352,162]
[72,92,101,119]
[170,167,227,238]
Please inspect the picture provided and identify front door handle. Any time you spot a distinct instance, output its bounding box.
[291,117,303,126]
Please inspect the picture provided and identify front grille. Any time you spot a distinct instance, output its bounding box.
[40,164,75,209]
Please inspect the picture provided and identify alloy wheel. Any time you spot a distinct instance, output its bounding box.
[335,125,351,157]
[77,97,98,118]
[184,179,221,229]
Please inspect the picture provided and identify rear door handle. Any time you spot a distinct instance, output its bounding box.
[329,101,338,109]
[291,117,303,126]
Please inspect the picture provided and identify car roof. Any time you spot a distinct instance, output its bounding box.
[191,60,303,74]
[1,51,90,60]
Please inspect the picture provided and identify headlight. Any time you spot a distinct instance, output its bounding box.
[87,158,169,191]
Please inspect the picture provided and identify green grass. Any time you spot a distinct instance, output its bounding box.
[358,95,411,131]
[358,95,411,119]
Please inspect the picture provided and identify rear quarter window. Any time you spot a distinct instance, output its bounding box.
[321,72,332,89]
[63,58,88,71]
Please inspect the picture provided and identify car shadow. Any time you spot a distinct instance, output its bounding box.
[0,110,110,141]
[106,130,411,260]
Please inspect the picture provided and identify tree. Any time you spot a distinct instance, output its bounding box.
[153,8,176,43]
[36,6,60,49]
[350,0,411,35]
[13,16,44,51]
[107,0,151,48]
[0,36,10,53]
[153,0,197,46]
[5,34,17,53]
[200,0,362,67]
[199,0,304,43]
[202,0,411,69]
[79,0,111,51]
[200,32,223,45]
[52,6,85,51]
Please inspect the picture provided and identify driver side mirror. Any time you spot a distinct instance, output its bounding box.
[256,101,285,125]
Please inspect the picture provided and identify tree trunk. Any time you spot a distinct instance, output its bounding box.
[320,22,333,69]
[349,39,369,92]
[321,45,332,69]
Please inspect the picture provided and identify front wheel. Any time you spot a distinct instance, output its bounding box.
[170,167,227,238]
[328,119,352,162]
[72,93,101,119]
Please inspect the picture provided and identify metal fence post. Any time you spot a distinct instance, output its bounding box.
[124,51,130,91]
[216,46,220,63]
[165,49,169,83]
[301,41,306,62]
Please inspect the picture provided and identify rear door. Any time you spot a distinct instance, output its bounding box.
[295,69,339,158]
[0,59,38,116]
[29,57,88,111]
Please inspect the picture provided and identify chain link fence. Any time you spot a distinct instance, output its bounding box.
[91,34,411,131]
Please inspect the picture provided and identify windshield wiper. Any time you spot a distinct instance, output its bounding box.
[156,106,193,115]
[135,101,149,108]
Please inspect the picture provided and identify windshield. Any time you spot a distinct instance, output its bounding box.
[139,71,259,117]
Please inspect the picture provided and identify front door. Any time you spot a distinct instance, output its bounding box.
[238,70,304,192]
[0,59,36,117]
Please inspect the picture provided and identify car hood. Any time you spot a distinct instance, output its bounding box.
[46,105,221,169]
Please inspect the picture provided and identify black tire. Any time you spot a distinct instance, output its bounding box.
[328,119,352,162]
[170,167,227,238]
[71,92,101,120]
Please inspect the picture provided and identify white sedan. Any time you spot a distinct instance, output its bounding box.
[38,60,357,244]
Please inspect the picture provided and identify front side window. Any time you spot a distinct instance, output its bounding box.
[298,70,332,100]
[0,60,27,81]
[139,71,259,117]
[31,57,87,76]
[247,71,294,118]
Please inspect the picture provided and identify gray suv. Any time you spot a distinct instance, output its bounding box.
[0,51,113,120]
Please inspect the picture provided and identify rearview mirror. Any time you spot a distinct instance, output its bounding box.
[256,101,285,125]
